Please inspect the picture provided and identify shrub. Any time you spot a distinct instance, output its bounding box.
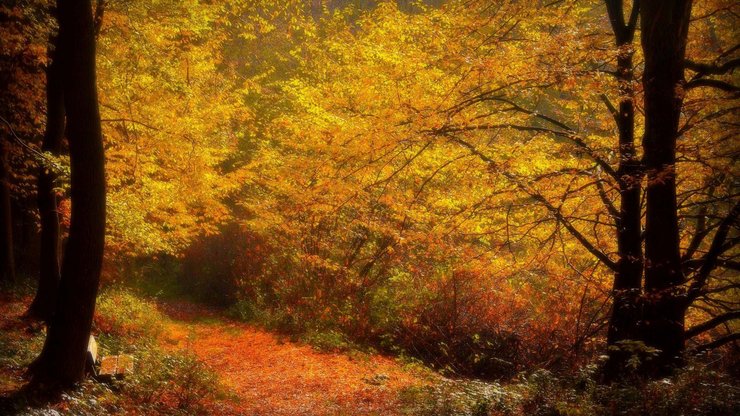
[302,329,354,353]
[119,348,225,414]
[400,379,522,416]
[93,287,164,350]
[227,298,264,323]
[400,361,740,416]
[592,363,740,416]
[0,288,231,415]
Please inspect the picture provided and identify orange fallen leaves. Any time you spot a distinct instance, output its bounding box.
[158,302,430,415]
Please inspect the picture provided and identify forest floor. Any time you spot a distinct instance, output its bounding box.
[2,289,739,415]
[0,291,433,415]
[156,300,431,415]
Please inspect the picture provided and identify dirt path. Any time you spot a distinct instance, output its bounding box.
[157,302,429,415]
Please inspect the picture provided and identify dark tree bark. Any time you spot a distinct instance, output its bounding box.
[0,135,14,283]
[603,0,643,380]
[30,0,106,387]
[26,33,65,322]
[639,0,693,375]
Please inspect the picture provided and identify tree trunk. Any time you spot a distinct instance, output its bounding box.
[26,34,65,322]
[30,0,106,387]
[0,136,14,283]
[603,0,643,380]
[640,0,692,376]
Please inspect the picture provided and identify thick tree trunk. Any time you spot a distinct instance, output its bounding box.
[31,0,106,387]
[26,36,65,322]
[640,0,692,376]
[0,136,14,283]
[603,0,643,380]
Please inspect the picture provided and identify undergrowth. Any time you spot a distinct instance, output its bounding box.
[0,287,234,415]
[399,365,740,416]
[3,283,738,415]
[228,298,364,353]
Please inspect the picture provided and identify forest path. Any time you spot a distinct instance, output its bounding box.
[156,301,430,415]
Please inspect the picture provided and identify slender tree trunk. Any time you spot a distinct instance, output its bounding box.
[31,0,106,387]
[640,0,692,376]
[603,0,643,380]
[26,35,65,322]
[0,135,14,283]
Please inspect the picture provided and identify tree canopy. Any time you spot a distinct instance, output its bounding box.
[0,0,737,407]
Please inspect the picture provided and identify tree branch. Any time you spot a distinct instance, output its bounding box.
[604,0,639,43]
[685,58,740,75]
[685,79,740,93]
[690,332,740,353]
[94,0,106,38]
[686,311,740,339]
[438,96,620,181]
[627,0,640,31]
[687,201,740,302]
[101,118,160,131]
[444,135,618,271]
[0,116,48,161]
[595,178,620,220]
[599,94,619,125]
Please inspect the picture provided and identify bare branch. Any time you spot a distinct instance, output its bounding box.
[599,94,619,125]
[685,79,740,93]
[686,311,740,338]
[685,58,740,76]
[434,96,620,181]
[687,201,740,302]
[444,135,618,271]
[690,332,740,353]
[101,118,160,131]
[94,0,106,38]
